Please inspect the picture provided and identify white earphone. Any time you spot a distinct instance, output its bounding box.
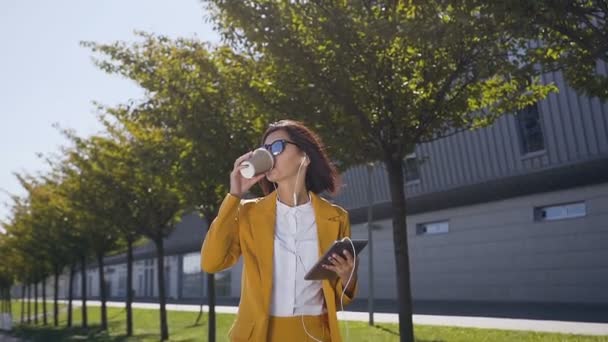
[293,154,308,206]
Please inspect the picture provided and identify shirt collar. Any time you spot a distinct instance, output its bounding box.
[276,193,313,214]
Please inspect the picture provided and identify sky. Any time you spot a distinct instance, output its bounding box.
[0,0,220,231]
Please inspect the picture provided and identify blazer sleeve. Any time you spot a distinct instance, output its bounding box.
[334,211,359,309]
[200,193,243,273]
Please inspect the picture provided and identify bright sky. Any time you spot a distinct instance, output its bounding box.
[0,0,220,231]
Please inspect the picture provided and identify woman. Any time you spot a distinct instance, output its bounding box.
[201,120,358,342]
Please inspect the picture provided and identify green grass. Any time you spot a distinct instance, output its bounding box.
[5,300,608,341]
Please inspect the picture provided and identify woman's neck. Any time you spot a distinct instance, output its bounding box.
[276,182,309,207]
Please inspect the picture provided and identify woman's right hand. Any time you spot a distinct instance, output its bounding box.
[229,151,267,198]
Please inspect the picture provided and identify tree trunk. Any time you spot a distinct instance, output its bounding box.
[67,265,74,327]
[26,283,31,324]
[34,281,38,325]
[385,155,415,342]
[7,288,11,316]
[126,238,134,336]
[81,255,88,328]
[97,252,108,330]
[20,285,25,324]
[54,267,59,327]
[154,238,169,341]
[204,210,217,342]
[42,277,47,325]
[207,273,216,342]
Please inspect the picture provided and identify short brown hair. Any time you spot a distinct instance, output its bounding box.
[259,120,340,196]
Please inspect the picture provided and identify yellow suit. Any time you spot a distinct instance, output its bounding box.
[201,191,357,342]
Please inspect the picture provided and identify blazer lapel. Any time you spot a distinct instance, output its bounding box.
[311,192,342,329]
[311,193,341,259]
[251,191,277,312]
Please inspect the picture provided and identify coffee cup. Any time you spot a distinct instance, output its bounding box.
[239,148,274,179]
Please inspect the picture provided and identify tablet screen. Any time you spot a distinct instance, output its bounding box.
[304,238,368,281]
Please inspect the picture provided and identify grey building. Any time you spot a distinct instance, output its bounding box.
[334,68,608,308]
[29,67,608,320]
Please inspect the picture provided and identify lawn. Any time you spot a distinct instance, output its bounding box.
[5,300,608,341]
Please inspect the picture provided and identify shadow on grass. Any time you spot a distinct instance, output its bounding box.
[372,325,444,342]
[186,318,207,329]
[373,324,400,336]
[11,324,131,342]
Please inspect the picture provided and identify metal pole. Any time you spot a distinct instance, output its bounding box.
[367,163,374,326]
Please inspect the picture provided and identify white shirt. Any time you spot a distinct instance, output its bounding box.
[270,196,325,316]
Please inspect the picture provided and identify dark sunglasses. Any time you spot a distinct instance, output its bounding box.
[263,139,299,156]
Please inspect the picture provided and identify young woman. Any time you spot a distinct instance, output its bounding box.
[201,120,358,342]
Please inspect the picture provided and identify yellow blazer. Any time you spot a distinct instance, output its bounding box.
[201,191,358,342]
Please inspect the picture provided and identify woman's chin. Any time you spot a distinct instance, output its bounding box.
[265,173,277,183]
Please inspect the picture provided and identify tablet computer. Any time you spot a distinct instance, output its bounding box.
[304,238,368,280]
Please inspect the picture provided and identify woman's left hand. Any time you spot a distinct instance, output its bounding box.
[323,249,359,288]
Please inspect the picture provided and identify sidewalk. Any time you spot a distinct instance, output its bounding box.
[60,300,608,336]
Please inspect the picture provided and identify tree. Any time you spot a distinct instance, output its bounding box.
[1,191,38,326]
[54,129,145,336]
[203,1,555,340]
[47,173,94,330]
[21,177,73,327]
[57,134,129,331]
[84,34,266,341]
[0,238,15,319]
[33,180,74,327]
[102,118,184,341]
[70,134,142,336]
[488,0,608,99]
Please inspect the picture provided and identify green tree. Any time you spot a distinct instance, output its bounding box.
[1,192,38,325]
[51,172,95,329]
[1,205,31,325]
[104,118,184,341]
[23,180,58,327]
[31,179,76,327]
[56,133,133,331]
[69,133,143,336]
[203,1,556,340]
[488,0,608,99]
[9,175,49,324]
[0,238,15,318]
[84,33,266,341]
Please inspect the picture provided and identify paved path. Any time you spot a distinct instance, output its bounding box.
[0,332,21,342]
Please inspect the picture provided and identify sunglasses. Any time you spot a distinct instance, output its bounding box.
[263,139,299,156]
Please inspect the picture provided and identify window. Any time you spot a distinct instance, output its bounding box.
[416,220,449,235]
[118,272,126,292]
[215,270,232,297]
[182,252,202,275]
[534,202,587,221]
[516,103,545,154]
[87,275,93,296]
[164,264,171,297]
[403,153,420,183]
[137,274,144,297]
